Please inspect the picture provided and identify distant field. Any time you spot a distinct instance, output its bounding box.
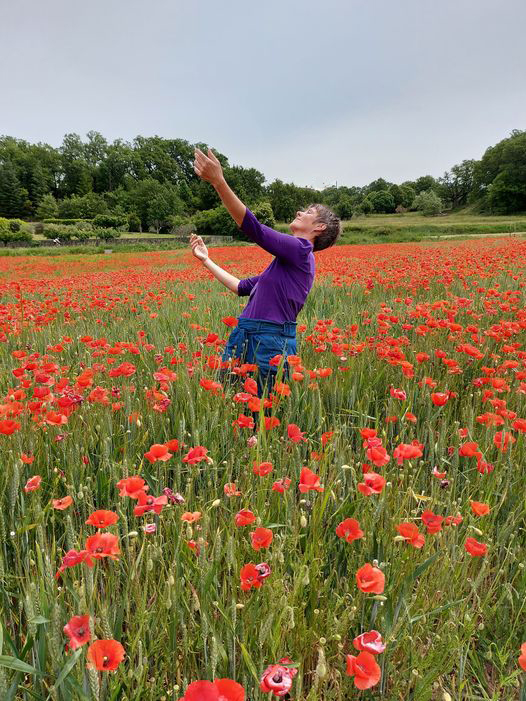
[277,211,526,244]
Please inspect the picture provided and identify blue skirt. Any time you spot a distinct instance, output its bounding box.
[221,317,297,397]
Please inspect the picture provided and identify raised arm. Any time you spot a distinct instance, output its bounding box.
[194,148,246,226]
[193,148,310,265]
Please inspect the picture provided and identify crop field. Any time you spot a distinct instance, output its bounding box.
[1,237,526,700]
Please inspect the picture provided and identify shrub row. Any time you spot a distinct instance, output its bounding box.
[0,217,33,245]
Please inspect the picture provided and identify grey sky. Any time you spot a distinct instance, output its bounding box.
[1,0,525,189]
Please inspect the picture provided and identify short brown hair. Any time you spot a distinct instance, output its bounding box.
[309,204,341,251]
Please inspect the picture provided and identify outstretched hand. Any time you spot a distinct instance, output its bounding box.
[194,148,224,187]
[190,232,209,262]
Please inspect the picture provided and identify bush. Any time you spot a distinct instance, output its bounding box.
[8,219,24,232]
[251,201,275,228]
[92,213,128,229]
[43,218,93,225]
[128,213,141,232]
[43,224,73,242]
[0,217,33,245]
[93,228,122,241]
[43,223,92,242]
[412,190,444,216]
[193,207,239,238]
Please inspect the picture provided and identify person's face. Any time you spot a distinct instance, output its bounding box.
[289,206,325,241]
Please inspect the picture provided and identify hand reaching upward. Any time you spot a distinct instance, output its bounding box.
[190,233,209,262]
[194,148,224,187]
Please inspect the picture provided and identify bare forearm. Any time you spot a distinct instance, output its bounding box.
[213,177,246,227]
[202,257,240,293]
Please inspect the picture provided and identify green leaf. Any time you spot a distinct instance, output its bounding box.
[53,648,83,690]
[0,655,42,675]
[31,616,50,626]
[239,643,259,683]
[410,552,440,582]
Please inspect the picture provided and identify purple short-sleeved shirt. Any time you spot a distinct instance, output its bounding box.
[237,208,315,324]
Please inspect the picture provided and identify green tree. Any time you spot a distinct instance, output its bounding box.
[334,194,354,219]
[414,175,437,193]
[36,194,59,220]
[365,190,395,214]
[471,131,526,213]
[399,184,416,209]
[0,162,26,217]
[439,159,476,209]
[412,190,443,216]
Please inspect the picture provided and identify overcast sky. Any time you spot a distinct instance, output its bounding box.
[1,0,525,189]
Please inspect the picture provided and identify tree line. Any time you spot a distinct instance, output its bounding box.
[0,129,524,235]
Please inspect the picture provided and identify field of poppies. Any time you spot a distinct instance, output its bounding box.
[1,236,526,701]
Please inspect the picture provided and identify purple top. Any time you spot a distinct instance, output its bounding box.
[237,208,315,324]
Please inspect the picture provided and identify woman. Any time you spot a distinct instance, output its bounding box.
[191,147,341,398]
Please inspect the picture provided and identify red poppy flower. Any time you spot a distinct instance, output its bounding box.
[165,438,181,452]
[287,424,306,443]
[272,478,291,493]
[396,523,425,548]
[356,563,385,594]
[493,430,515,452]
[56,549,93,578]
[240,563,264,591]
[116,476,148,499]
[179,678,245,701]
[470,501,490,516]
[182,446,211,464]
[21,453,35,464]
[421,510,443,534]
[0,419,21,435]
[144,443,173,463]
[393,443,423,465]
[224,483,241,496]
[222,316,239,328]
[519,643,526,672]
[232,414,255,430]
[250,527,273,551]
[86,639,125,671]
[389,387,406,400]
[84,533,121,563]
[133,492,168,516]
[365,445,390,467]
[352,630,386,655]
[86,510,119,528]
[465,537,488,556]
[263,417,280,431]
[235,509,256,527]
[260,657,297,697]
[24,475,42,493]
[512,419,526,433]
[242,377,258,395]
[345,650,381,690]
[357,472,386,496]
[53,496,73,510]
[458,442,481,458]
[298,467,324,493]
[430,392,450,406]
[253,461,273,477]
[181,511,201,523]
[336,518,364,543]
[64,614,91,650]
[359,428,377,445]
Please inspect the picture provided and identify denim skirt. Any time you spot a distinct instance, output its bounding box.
[221,317,297,396]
